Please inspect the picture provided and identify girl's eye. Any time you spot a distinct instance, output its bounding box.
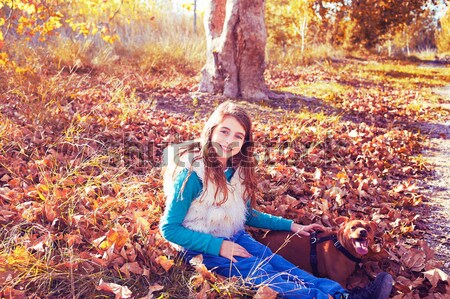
[220,130,229,135]
[236,135,244,140]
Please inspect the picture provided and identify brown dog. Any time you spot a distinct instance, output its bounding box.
[254,217,377,287]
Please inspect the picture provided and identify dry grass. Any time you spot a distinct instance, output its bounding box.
[267,43,346,66]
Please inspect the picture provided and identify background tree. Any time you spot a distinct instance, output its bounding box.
[266,0,317,55]
[390,8,437,56]
[436,6,450,54]
[307,0,439,50]
[198,0,269,101]
[345,0,430,48]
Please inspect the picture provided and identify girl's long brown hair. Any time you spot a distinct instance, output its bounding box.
[180,101,258,208]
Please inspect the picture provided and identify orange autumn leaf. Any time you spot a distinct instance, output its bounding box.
[8,178,21,188]
[99,227,129,251]
[44,202,57,222]
[155,255,174,272]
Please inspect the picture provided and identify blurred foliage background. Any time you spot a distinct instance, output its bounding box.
[0,0,449,73]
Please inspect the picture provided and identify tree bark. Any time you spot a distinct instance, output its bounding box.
[198,0,268,101]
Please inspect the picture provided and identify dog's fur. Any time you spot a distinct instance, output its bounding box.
[255,217,377,287]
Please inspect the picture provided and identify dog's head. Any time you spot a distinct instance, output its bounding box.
[335,216,377,257]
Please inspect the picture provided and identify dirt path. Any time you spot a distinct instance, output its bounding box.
[420,86,450,275]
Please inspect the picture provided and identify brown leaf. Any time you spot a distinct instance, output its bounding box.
[8,178,21,188]
[149,283,164,293]
[195,280,210,299]
[138,283,164,299]
[120,244,137,262]
[253,285,278,299]
[96,279,132,299]
[120,262,144,277]
[0,174,11,182]
[423,268,449,288]
[1,286,27,299]
[65,233,83,246]
[394,275,418,293]
[402,249,426,272]
[190,254,217,283]
[44,202,57,222]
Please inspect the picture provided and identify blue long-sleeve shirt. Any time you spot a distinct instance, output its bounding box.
[160,167,293,256]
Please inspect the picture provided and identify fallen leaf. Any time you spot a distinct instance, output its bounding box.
[0,286,27,299]
[136,283,164,299]
[96,279,132,299]
[403,249,426,272]
[423,268,450,288]
[155,255,174,272]
[253,285,278,299]
[120,261,144,277]
[99,227,129,251]
[190,254,217,282]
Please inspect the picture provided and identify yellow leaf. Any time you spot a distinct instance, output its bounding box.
[155,255,174,272]
[0,52,8,67]
[134,215,150,232]
[17,3,36,14]
[6,246,32,265]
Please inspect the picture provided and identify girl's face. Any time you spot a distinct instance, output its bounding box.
[211,116,246,165]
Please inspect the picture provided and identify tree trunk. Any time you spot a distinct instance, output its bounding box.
[198,0,268,101]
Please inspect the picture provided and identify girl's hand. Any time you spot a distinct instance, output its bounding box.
[219,240,252,262]
[290,223,328,237]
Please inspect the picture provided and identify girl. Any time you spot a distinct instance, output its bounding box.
[160,101,392,299]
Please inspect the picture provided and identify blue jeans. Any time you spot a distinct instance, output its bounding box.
[183,230,346,299]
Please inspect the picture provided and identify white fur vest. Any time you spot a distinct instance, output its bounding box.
[163,147,248,238]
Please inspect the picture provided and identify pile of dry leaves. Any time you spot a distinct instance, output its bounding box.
[0,61,449,298]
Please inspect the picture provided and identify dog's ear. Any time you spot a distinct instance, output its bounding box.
[335,216,349,227]
[368,221,377,236]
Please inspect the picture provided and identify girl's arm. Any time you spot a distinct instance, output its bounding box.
[245,205,293,231]
[160,169,224,256]
[246,205,327,235]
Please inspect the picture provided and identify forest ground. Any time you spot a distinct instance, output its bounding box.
[420,84,450,275]
[1,58,450,298]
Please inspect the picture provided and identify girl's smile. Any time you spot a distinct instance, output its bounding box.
[211,116,246,165]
